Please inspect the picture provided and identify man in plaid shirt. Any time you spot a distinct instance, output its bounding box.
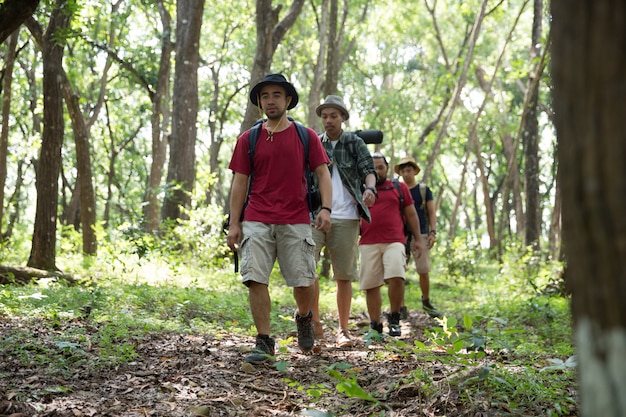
[310,95,377,348]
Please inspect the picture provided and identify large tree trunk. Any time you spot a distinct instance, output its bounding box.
[161,0,205,222]
[552,1,626,416]
[27,0,71,270]
[144,0,173,231]
[523,0,542,250]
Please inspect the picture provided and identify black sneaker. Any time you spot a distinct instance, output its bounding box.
[422,298,443,318]
[370,320,383,333]
[245,335,275,364]
[399,306,409,320]
[295,310,315,352]
[388,312,401,336]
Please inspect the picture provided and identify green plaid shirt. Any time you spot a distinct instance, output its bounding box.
[316,131,376,223]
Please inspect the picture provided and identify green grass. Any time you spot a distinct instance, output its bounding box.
[0,232,575,415]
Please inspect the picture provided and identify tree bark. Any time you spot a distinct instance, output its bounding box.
[27,0,71,270]
[61,78,97,255]
[0,0,40,44]
[0,31,18,233]
[161,0,205,222]
[144,0,173,231]
[241,0,305,132]
[523,0,542,250]
[552,1,626,416]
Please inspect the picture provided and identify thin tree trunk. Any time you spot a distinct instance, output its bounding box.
[466,1,529,250]
[144,0,173,231]
[307,0,330,130]
[61,78,97,255]
[423,0,488,184]
[552,1,626,416]
[523,0,543,250]
[241,0,305,132]
[0,31,19,232]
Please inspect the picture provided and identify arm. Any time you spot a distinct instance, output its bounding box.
[313,163,332,232]
[404,204,423,258]
[226,172,249,251]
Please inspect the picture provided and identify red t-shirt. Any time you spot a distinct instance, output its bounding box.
[359,179,414,245]
[229,123,329,224]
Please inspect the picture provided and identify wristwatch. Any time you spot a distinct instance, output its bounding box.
[364,186,378,198]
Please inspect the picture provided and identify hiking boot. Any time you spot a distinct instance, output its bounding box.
[245,335,275,364]
[295,310,315,353]
[370,320,383,334]
[399,306,409,320]
[422,298,443,318]
[388,312,401,337]
[336,328,353,348]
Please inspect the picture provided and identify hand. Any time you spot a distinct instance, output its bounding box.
[427,233,436,249]
[410,237,422,259]
[226,224,242,252]
[314,209,332,232]
[363,188,376,207]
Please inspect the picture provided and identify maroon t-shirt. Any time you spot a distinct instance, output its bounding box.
[229,123,329,224]
[360,179,414,244]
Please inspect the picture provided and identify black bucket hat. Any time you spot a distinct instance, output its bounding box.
[249,73,299,110]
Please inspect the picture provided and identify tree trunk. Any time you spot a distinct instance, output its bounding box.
[61,78,97,255]
[241,0,305,132]
[324,0,340,97]
[0,31,18,232]
[0,0,40,44]
[27,0,71,270]
[307,0,330,130]
[523,0,542,250]
[161,0,205,222]
[552,1,626,416]
[144,0,173,231]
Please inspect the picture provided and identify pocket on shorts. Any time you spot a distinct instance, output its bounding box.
[239,235,252,276]
[300,236,317,278]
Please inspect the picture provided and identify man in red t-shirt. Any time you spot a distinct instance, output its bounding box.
[227,74,332,364]
[359,152,422,337]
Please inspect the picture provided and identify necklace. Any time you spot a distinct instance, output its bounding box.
[264,116,288,141]
[265,122,277,141]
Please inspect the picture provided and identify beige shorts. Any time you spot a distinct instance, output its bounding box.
[240,222,316,287]
[358,242,407,290]
[311,218,360,281]
[413,234,431,274]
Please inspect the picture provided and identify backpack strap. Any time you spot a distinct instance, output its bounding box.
[418,183,427,211]
[390,178,404,212]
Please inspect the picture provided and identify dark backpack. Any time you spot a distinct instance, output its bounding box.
[245,117,320,216]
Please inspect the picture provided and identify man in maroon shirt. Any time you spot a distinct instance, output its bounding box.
[359,152,422,337]
[227,74,332,364]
